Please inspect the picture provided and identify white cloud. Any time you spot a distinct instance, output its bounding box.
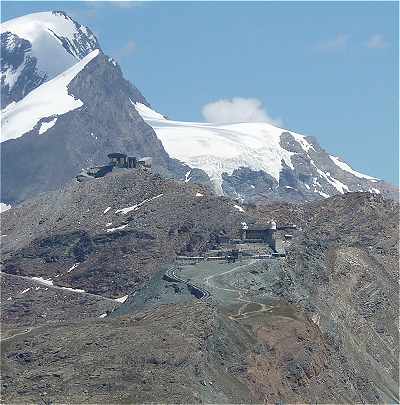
[201,97,282,126]
[366,34,388,49]
[317,33,350,51]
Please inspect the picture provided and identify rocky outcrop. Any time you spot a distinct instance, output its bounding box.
[1,32,45,108]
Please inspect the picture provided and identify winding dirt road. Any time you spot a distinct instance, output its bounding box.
[203,260,273,320]
[174,259,274,320]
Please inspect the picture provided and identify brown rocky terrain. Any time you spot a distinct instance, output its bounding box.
[1,272,119,340]
[1,169,244,298]
[1,171,398,404]
[247,193,399,402]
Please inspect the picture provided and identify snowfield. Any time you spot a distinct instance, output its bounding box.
[135,103,376,197]
[135,103,311,194]
[1,49,99,142]
[131,101,378,198]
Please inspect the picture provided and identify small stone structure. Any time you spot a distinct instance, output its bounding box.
[107,153,151,170]
[241,221,276,244]
[127,156,137,168]
[240,220,289,255]
[76,152,152,182]
[108,152,128,168]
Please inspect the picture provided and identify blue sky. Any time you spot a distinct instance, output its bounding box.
[2,1,398,184]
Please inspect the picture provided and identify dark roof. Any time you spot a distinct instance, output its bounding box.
[108,152,127,159]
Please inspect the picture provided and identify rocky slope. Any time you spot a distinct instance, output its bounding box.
[246,193,399,402]
[1,170,398,403]
[0,169,243,297]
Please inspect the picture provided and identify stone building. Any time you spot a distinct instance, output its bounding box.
[108,152,128,168]
[76,152,152,182]
[240,220,287,255]
[241,221,277,244]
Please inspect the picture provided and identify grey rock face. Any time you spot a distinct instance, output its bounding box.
[49,11,99,59]
[221,167,277,202]
[219,131,397,203]
[1,32,46,108]
[1,52,183,203]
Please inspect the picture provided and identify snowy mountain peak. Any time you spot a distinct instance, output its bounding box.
[1,11,100,108]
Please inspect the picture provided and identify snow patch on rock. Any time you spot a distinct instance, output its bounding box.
[106,224,128,233]
[115,194,164,215]
[115,295,128,303]
[234,204,245,212]
[31,276,53,286]
[38,117,57,135]
[61,286,85,293]
[0,203,12,212]
[67,263,80,273]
